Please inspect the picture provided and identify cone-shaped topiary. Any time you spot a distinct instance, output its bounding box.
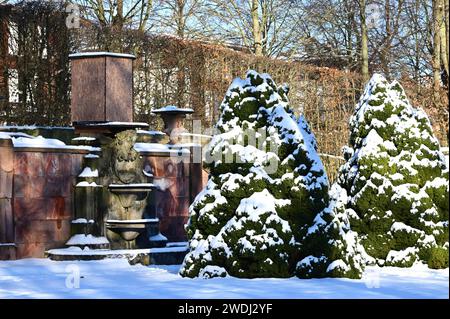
[334,74,449,268]
[295,183,369,278]
[180,70,362,279]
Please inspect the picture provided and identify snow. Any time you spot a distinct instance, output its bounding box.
[151,105,194,113]
[137,130,165,135]
[72,137,96,141]
[9,135,100,152]
[143,170,154,178]
[149,233,168,241]
[0,259,446,298]
[66,235,109,246]
[134,143,190,155]
[76,181,101,187]
[442,147,449,168]
[84,154,99,159]
[179,132,212,139]
[106,218,159,223]
[386,247,418,264]
[47,246,187,256]
[108,183,155,189]
[166,242,188,248]
[0,132,11,140]
[326,260,350,272]
[71,218,94,224]
[69,52,135,59]
[91,121,148,126]
[78,167,98,178]
[199,265,227,278]
[0,125,38,130]
[0,131,33,138]
[390,222,422,234]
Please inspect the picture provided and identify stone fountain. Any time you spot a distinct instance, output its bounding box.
[102,130,165,249]
[45,52,194,263]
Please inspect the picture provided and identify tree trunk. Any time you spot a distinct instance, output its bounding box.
[251,0,263,56]
[382,0,391,79]
[176,0,186,38]
[360,0,369,82]
[139,1,153,32]
[438,0,449,84]
[116,0,124,30]
[432,0,442,105]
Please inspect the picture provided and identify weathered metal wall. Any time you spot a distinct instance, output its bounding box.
[0,143,86,259]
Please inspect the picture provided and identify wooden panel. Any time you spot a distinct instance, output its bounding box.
[190,162,204,202]
[0,198,13,243]
[159,216,188,242]
[71,57,106,123]
[14,197,71,221]
[0,145,14,173]
[15,243,53,259]
[0,246,16,260]
[14,152,44,177]
[14,219,70,244]
[15,243,47,258]
[13,175,47,198]
[71,154,84,176]
[105,57,133,122]
[0,171,12,198]
[43,153,72,177]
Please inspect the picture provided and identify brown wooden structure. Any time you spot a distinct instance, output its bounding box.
[70,52,136,124]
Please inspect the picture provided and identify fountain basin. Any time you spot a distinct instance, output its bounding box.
[106,218,159,241]
[108,183,157,195]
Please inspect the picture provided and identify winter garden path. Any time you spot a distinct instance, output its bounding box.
[0,259,447,298]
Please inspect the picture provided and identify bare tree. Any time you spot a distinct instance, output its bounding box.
[152,0,204,38]
[359,0,369,82]
[74,0,153,32]
[197,0,302,57]
[439,0,449,81]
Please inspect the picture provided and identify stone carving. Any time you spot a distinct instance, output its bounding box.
[111,131,143,184]
[100,130,154,248]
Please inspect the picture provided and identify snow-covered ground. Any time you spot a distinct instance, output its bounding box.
[0,259,447,299]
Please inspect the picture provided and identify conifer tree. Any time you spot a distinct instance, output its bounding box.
[180,71,350,278]
[333,74,449,269]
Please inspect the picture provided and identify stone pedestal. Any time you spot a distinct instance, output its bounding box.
[152,106,194,144]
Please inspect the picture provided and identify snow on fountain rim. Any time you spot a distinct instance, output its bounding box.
[134,143,190,154]
[71,218,95,224]
[79,167,98,178]
[151,105,194,113]
[106,218,159,223]
[66,234,109,246]
[4,135,100,152]
[76,181,102,187]
[137,130,166,135]
[108,183,156,188]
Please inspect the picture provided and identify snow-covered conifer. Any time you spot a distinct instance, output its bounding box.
[180,71,356,278]
[296,183,368,278]
[333,74,449,269]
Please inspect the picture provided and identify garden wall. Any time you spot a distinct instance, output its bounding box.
[0,139,86,259]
